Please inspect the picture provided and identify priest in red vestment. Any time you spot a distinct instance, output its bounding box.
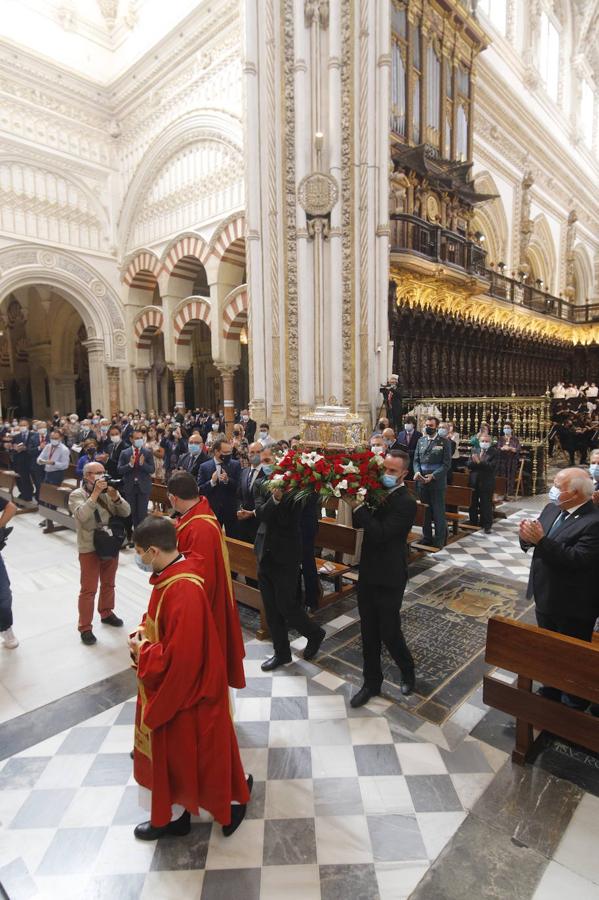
[166,471,246,689]
[129,516,251,841]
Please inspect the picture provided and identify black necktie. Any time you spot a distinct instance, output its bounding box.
[548,511,569,536]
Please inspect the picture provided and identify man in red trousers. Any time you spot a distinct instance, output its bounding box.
[166,471,246,689]
[129,516,251,840]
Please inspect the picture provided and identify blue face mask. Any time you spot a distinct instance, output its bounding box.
[503,427,512,435]
[381,473,399,489]
[135,549,155,573]
[548,485,562,503]
[133,438,144,449]
[188,443,201,454]
[262,464,274,476]
[438,427,448,438]
[589,464,599,479]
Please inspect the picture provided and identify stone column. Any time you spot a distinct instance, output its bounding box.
[51,373,77,415]
[134,368,150,412]
[172,369,187,409]
[82,338,107,414]
[217,365,238,436]
[106,367,121,415]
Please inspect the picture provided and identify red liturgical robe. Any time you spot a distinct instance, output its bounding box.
[175,499,246,689]
[133,557,250,827]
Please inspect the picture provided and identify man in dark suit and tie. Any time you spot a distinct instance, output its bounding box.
[396,417,422,476]
[105,425,129,478]
[254,479,326,671]
[348,450,417,707]
[10,419,40,503]
[467,437,498,533]
[117,429,155,529]
[198,439,241,536]
[176,432,209,479]
[236,442,267,545]
[520,467,599,709]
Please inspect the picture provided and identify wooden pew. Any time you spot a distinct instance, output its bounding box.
[225,536,268,639]
[484,616,599,764]
[0,470,18,505]
[405,480,473,537]
[314,518,356,601]
[150,481,172,513]
[38,483,76,533]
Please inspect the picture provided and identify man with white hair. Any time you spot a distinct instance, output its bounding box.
[519,466,599,709]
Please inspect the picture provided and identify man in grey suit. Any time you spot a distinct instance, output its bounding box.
[117,429,155,528]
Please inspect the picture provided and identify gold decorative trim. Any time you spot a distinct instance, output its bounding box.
[389,271,599,345]
[283,0,299,422]
[341,0,354,407]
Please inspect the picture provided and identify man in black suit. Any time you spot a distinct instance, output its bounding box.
[349,450,417,707]
[240,409,257,444]
[104,425,129,478]
[520,467,599,709]
[10,419,40,503]
[117,430,155,528]
[176,432,209,479]
[254,481,326,671]
[396,416,422,476]
[380,375,402,430]
[197,439,241,536]
[236,442,267,545]
[467,437,498,533]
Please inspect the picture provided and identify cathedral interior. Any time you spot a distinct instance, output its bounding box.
[0,1,599,898]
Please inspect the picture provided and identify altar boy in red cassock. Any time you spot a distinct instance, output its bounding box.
[166,471,246,689]
[129,516,251,841]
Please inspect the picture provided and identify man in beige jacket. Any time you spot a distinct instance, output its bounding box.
[69,461,130,645]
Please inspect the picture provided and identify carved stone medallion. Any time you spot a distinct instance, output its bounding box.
[297,172,339,217]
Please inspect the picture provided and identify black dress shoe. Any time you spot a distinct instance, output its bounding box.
[484,528,492,534]
[261,654,292,672]
[81,630,97,645]
[223,774,253,837]
[400,673,415,696]
[134,810,191,841]
[303,627,326,661]
[101,613,124,627]
[350,684,379,708]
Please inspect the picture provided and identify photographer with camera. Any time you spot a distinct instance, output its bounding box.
[68,462,131,645]
[379,374,403,431]
[0,495,17,649]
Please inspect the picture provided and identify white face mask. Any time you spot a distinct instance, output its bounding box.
[110,435,120,443]
[371,445,385,455]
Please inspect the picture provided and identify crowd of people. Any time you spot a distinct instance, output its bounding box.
[1,391,599,839]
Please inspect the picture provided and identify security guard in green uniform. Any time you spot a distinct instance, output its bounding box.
[413,416,452,548]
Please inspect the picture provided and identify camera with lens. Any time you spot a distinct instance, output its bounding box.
[99,476,123,490]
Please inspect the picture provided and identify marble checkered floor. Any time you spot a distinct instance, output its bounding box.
[0,649,506,900]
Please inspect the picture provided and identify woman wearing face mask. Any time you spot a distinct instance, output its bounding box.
[467,435,498,533]
[497,421,521,499]
[589,449,599,502]
[76,440,99,478]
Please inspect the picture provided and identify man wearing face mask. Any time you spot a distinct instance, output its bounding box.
[381,428,402,452]
[413,416,452,548]
[519,468,599,709]
[396,416,422,476]
[118,430,156,530]
[175,432,208,479]
[10,418,39,504]
[467,436,498,533]
[163,472,246,689]
[36,429,70,487]
[240,408,257,443]
[370,435,386,456]
[198,439,241,536]
[346,450,417,707]
[105,426,128,478]
[257,423,274,448]
[68,462,130,644]
[236,442,268,545]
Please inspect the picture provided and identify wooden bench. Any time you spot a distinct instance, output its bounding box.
[405,480,473,537]
[484,616,599,764]
[0,470,18,505]
[38,482,76,533]
[150,481,172,513]
[452,471,508,504]
[225,536,268,639]
[314,518,357,601]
